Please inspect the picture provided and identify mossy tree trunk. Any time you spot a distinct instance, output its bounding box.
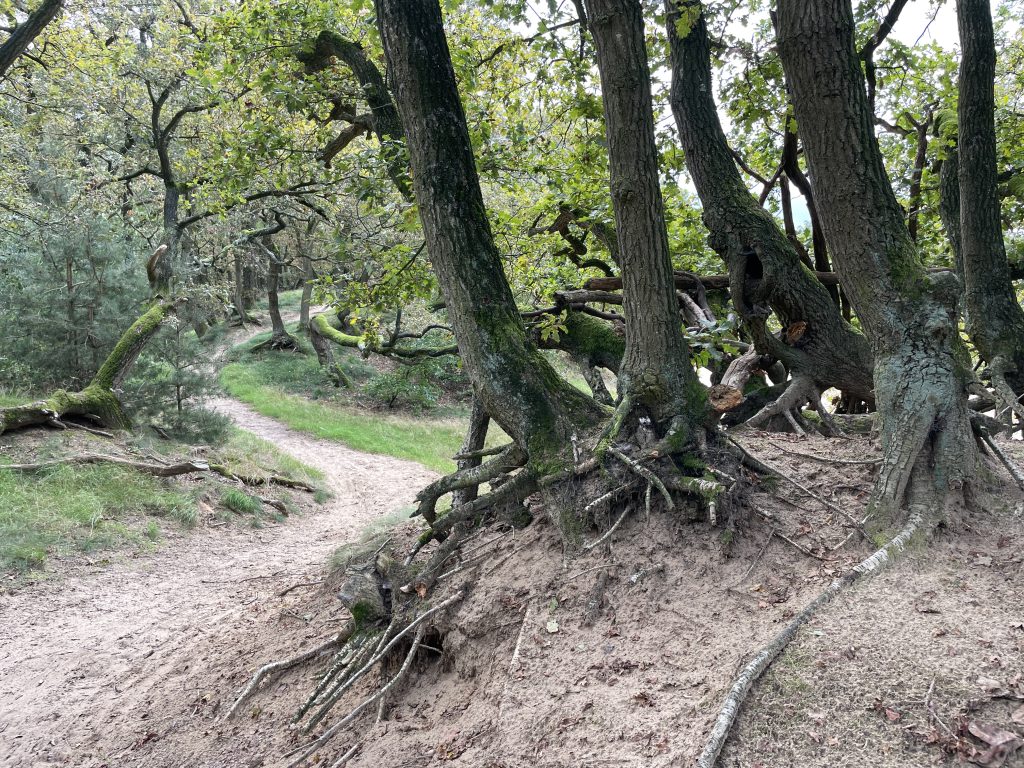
[665,1,874,409]
[584,0,706,442]
[376,0,604,470]
[0,300,181,435]
[777,0,977,521]
[955,0,1024,392]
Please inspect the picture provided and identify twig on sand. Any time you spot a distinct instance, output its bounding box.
[278,579,324,597]
[696,509,926,768]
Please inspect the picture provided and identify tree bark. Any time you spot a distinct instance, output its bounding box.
[0,0,61,78]
[584,0,706,440]
[299,254,314,330]
[666,1,874,409]
[376,0,603,469]
[262,235,298,350]
[956,0,1024,391]
[777,0,977,520]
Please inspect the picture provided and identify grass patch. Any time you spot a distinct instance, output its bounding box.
[222,364,499,473]
[0,390,32,407]
[0,463,194,572]
[226,332,378,396]
[222,488,262,515]
[211,427,324,488]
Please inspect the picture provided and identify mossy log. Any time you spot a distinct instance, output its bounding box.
[0,300,181,435]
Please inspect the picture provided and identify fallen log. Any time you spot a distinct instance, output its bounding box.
[1,453,315,492]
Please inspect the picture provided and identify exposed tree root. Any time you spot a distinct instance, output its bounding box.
[223,628,351,721]
[250,332,301,353]
[727,435,868,538]
[975,426,1024,491]
[744,375,844,437]
[278,590,464,767]
[696,508,927,768]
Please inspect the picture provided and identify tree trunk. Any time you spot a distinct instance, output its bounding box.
[451,396,490,508]
[665,1,874,410]
[375,0,602,470]
[299,254,314,330]
[584,0,706,442]
[263,237,298,350]
[777,0,977,520]
[956,0,1024,392]
[0,0,62,78]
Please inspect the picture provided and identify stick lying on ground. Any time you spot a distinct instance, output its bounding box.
[696,508,926,768]
[1,452,315,491]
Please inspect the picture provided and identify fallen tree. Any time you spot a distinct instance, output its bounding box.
[0,299,183,435]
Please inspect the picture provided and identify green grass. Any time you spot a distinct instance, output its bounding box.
[223,488,262,515]
[275,289,304,311]
[221,362,492,473]
[0,390,32,407]
[0,463,195,572]
[212,427,325,487]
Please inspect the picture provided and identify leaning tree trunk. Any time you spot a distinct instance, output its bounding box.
[666,1,874,417]
[0,299,181,434]
[777,0,977,521]
[375,0,603,470]
[584,0,707,445]
[955,0,1024,394]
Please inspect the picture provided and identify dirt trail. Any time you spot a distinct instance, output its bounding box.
[0,398,437,768]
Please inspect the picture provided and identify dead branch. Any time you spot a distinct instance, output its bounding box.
[278,579,325,597]
[2,453,210,477]
[696,508,926,768]
[208,463,316,491]
[1,452,316,493]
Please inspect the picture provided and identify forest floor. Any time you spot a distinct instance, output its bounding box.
[1,317,1023,767]
[0,397,436,768]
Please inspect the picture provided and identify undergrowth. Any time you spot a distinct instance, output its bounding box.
[0,463,195,572]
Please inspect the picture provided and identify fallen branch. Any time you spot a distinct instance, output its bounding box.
[2,453,210,477]
[208,464,316,491]
[696,509,926,768]
[1,452,316,492]
[278,579,325,597]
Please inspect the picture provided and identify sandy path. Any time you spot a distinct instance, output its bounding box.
[0,399,437,768]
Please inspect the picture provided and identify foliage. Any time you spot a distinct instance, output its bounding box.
[125,318,230,442]
[362,370,440,411]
